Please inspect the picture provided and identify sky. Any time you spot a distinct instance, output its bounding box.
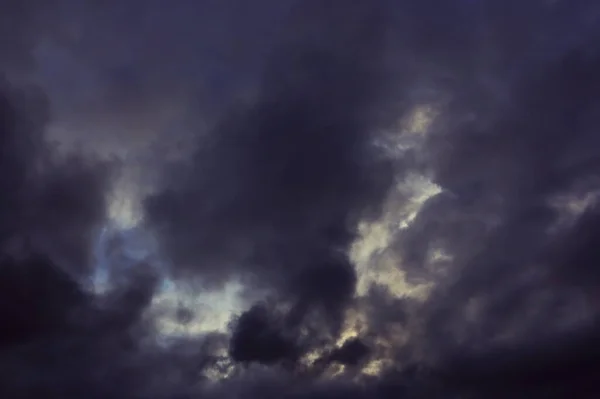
[2,0,600,397]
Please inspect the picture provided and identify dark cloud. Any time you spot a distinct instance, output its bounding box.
[145,0,394,288]
[0,76,111,274]
[229,302,300,366]
[0,52,166,395]
[146,0,600,396]
[0,253,85,349]
[144,2,398,374]
[5,0,600,398]
[323,338,370,367]
[417,18,600,344]
[0,0,61,72]
[32,0,298,160]
[383,2,600,398]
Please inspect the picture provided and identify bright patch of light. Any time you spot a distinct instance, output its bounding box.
[398,174,442,228]
[340,170,442,378]
[548,190,600,231]
[107,175,144,229]
[153,279,244,336]
[93,172,247,340]
[377,104,438,157]
[90,223,159,294]
[403,104,438,136]
[351,173,440,298]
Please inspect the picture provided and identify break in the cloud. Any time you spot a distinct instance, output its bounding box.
[4,0,600,398]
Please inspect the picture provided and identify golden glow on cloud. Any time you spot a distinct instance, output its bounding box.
[379,104,437,157]
[341,115,443,375]
[362,358,390,377]
[403,104,438,136]
[351,174,441,299]
[334,170,442,378]
[338,307,369,343]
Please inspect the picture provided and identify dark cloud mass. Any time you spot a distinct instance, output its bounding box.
[4,0,600,398]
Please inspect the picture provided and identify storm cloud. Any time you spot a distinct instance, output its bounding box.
[3,0,600,398]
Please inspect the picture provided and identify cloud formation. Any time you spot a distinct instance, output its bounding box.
[4,0,600,398]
